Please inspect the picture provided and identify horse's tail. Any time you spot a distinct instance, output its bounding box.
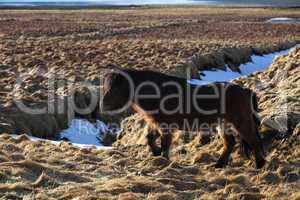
[251,92,261,128]
[240,90,264,159]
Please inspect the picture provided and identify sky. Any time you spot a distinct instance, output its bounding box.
[1,0,300,6]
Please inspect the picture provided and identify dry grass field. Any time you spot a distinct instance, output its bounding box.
[0,7,300,105]
[0,6,300,200]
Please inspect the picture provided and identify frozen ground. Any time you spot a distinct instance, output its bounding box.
[14,119,115,149]
[60,119,110,146]
[266,17,300,24]
[189,45,299,85]
[11,133,113,150]
[21,46,298,148]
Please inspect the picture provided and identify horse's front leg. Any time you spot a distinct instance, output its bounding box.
[161,131,173,159]
[146,127,161,157]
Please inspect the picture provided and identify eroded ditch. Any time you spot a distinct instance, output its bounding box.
[1,40,299,149]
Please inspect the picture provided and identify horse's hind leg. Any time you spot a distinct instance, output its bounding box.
[253,147,265,169]
[161,132,173,159]
[146,128,161,157]
[234,118,265,169]
[215,124,236,168]
[251,117,265,169]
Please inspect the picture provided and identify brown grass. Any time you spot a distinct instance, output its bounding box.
[0,132,299,199]
[0,6,300,199]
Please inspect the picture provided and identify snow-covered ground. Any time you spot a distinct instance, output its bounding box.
[58,45,299,148]
[9,117,117,150]
[266,17,300,24]
[189,45,299,85]
[14,45,298,149]
[11,118,116,150]
[60,119,109,146]
[10,133,113,150]
[59,118,119,148]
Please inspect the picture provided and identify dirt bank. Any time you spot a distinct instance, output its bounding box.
[117,46,300,150]
[187,40,300,73]
[4,44,300,200]
[0,7,300,199]
[109,47,300,199]
[234,47,300,138]
[0,87,103,139]
[1,41,299,141]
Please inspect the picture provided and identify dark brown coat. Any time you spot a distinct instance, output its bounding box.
[102,69,265,169]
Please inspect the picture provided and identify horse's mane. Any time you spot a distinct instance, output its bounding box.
[118,69,187,85]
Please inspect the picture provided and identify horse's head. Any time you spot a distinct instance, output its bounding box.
[101,70,132,113]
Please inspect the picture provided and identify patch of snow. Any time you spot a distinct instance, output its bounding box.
[188,45,299,85]
[267,17,300,24]
[10,134,113,150]
[10,119,118,150]
[60,119,112,146]
[96,120,111,133]
[67,143,113,150]
[188,79,211,86]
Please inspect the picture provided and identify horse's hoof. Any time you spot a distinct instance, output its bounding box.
[153,153,161,157]
[152,150,162,157]
[162,151,169,160]
[214,163,224,168]
[255,158,266,169]
[162,155,169,160]
[214,160,226,168]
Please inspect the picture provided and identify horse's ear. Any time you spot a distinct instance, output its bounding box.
[106,64,123,72]
[103,66,121,79]
[103,68,123,87]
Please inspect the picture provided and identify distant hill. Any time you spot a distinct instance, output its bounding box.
[195,0,300,6]
[0,0,300,7]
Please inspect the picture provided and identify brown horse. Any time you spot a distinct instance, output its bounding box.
[101,69,265,169]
